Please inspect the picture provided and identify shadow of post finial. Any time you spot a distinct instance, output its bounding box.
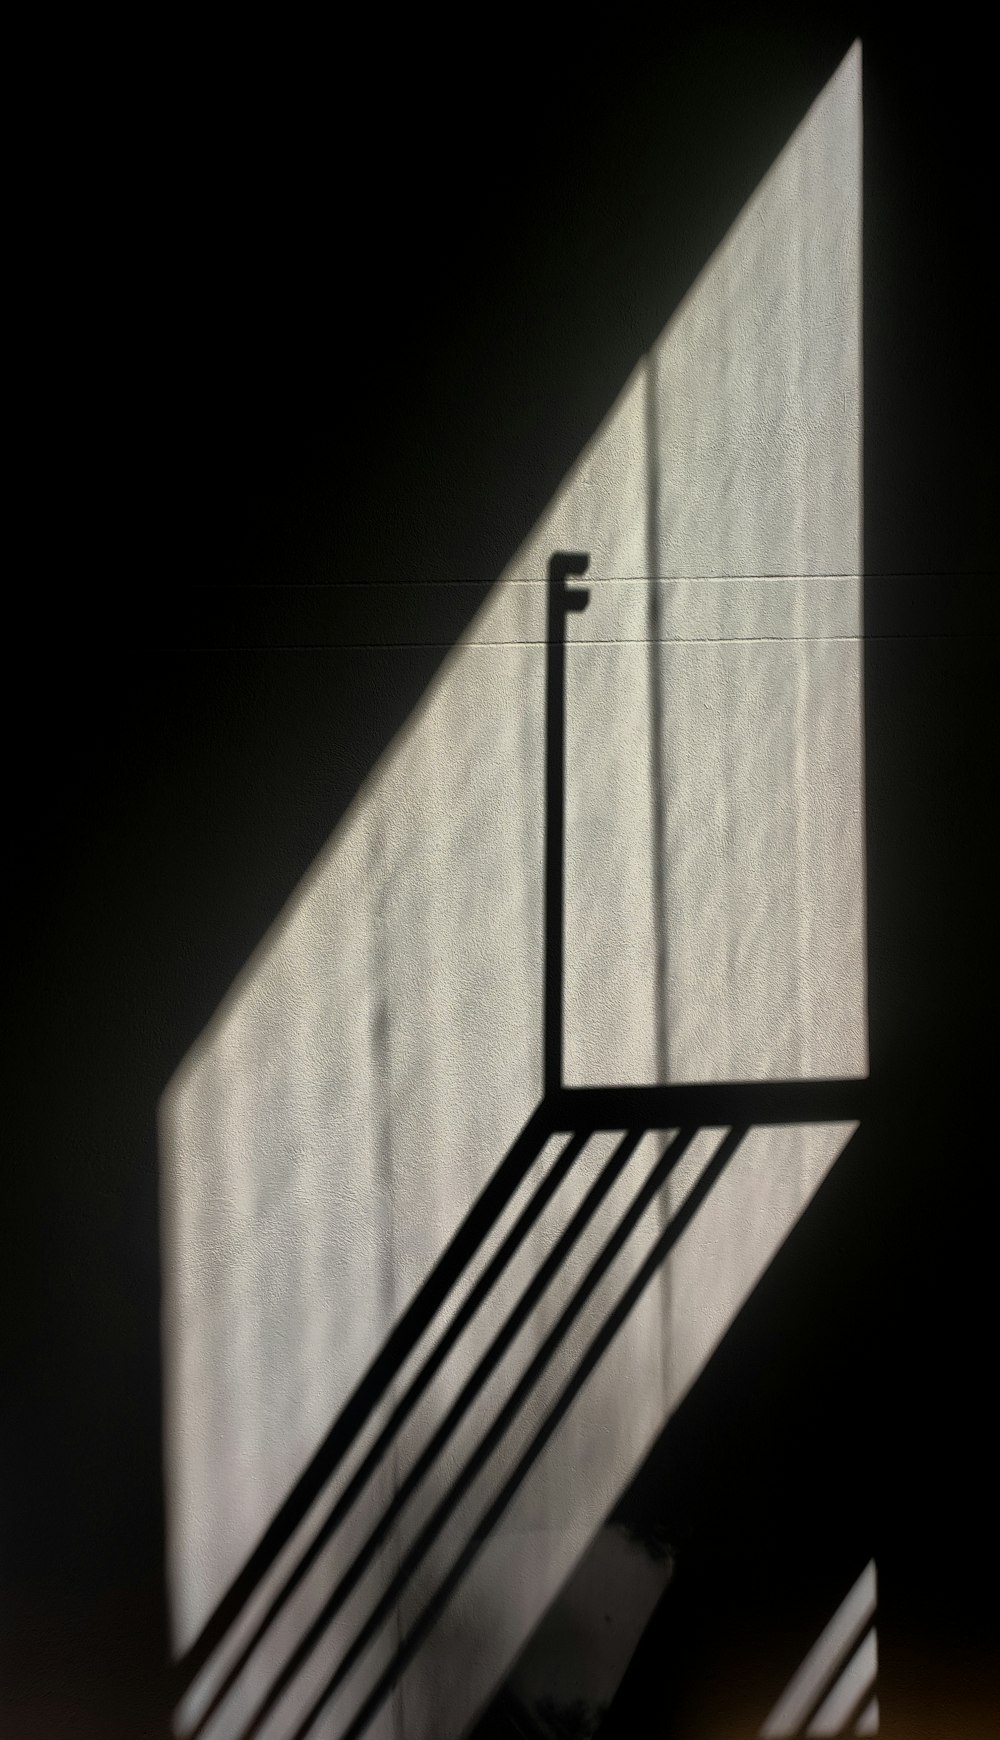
[548,549,591,598]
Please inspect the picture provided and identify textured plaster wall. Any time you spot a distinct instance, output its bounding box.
[161,43,864,1740]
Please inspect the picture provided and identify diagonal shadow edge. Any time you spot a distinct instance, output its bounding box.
[172,41,865,1709]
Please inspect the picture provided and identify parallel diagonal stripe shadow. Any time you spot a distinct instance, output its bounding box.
[229,1126,644,1739]
[322,1124,748,1740]
[186,1088,862,1740]
[233,1126,696,1740]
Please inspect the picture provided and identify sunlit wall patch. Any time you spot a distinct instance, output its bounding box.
[761,1560,879,1737]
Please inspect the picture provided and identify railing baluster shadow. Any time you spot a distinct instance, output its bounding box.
[228,1125,700,1740]
[307,1125,747,1740]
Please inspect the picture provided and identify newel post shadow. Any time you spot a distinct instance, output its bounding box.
[544,551,590,1107]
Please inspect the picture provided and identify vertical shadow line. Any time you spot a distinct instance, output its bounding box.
[544,551,590,1099]
[544,559,567,1098]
